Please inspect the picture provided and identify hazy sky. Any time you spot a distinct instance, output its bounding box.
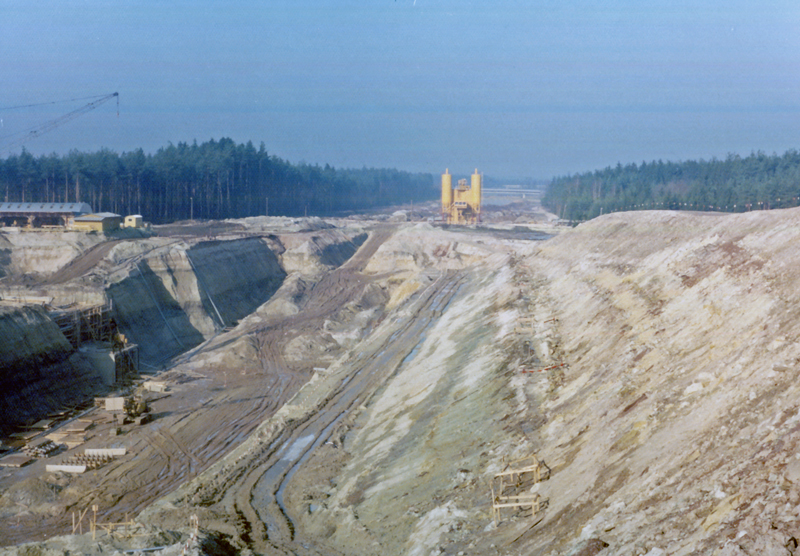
[2,1,799,179]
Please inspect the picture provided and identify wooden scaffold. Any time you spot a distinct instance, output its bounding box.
[490,454,549,525]
[51,302,115,348]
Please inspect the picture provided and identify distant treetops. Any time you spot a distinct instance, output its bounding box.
[0,138,437,223]
[543,150,800,222]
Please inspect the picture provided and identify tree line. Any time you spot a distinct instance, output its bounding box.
[543,150,800,222]
[0,138,437,222]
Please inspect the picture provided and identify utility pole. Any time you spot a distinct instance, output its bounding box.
[265,196,269,216]
[190,197,194,220]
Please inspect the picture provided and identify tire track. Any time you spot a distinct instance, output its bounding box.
[227,271,466,554]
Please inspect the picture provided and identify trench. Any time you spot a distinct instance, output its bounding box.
[243,272,466,554]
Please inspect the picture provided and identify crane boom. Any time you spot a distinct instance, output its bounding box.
[1,92,118,153]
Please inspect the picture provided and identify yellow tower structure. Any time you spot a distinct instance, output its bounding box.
[442,169,453,215]
[441,168,482,224]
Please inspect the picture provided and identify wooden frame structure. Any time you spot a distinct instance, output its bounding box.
[52,303,115,348]
[72,505,140,540]
[491,454,546,525]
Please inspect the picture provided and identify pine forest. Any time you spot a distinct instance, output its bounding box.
[0,138,437,222]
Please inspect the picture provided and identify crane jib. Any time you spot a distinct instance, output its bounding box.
[0,92,119,153]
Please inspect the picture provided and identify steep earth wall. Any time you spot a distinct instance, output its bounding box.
[508,208,800,555]
[107,238,289,365]
[0,230,108,280]
[102,227,367,366]
[0,306,94,434]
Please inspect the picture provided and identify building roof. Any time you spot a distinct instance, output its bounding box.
[73,212,122,222]
[0,202,93,215]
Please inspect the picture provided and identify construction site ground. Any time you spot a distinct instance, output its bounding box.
[6,196,800,555]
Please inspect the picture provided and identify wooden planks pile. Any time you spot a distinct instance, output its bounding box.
[24,438,61,458]
[47,448,126,474]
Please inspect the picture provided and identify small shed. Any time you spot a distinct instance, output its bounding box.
[123,214,144,228]
[72,212,123,232]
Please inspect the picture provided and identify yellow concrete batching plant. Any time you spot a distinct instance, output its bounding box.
[441,168,482,224]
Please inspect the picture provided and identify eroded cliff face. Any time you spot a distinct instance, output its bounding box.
[107,237,289,363]
[0,306,88,434]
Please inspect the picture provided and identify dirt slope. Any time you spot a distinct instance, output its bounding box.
[246,209,800,555]
[512,209,800,555]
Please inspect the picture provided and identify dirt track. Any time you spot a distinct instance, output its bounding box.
[37,240,123,286]
[219,271,465,555]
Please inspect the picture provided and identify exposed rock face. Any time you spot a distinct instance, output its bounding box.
[107,238,288,364]
[0,306,89,434]
[187,238,287,328]
[0,230,107,279]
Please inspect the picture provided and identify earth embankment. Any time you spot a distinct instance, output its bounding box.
[107,237,288,365]
[0,306,87,435]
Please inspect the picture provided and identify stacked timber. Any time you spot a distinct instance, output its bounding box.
[24,438,61,458]
[59,453,113,470]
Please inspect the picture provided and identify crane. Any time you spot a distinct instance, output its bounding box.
[0,92,118,153]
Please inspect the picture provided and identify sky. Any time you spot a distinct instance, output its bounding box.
[1,0,800,180]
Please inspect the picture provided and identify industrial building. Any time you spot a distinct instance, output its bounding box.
[71,213,123,233]
[0,202,93,228]
[441,169,482,224]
